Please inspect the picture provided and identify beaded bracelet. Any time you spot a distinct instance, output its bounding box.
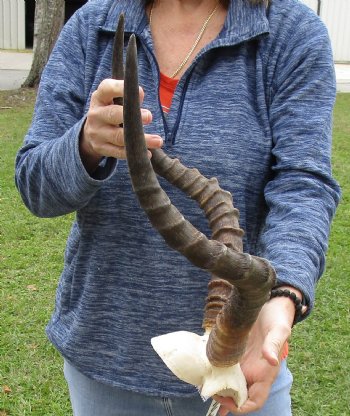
[270,288,303,326]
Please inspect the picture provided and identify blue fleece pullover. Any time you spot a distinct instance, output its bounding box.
[15,0,340,398]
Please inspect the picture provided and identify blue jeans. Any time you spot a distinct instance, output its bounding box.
[64,359,292,416]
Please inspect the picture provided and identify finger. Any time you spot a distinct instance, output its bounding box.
[87,124,162,159]
[145,134,163,149]
[88,104,123,127]
[236,381,271,414]
[85,130,124,158]
[141,108,153,125]
[214,396,239,415]
[90,106,153,128]
[216,385,271,415]
[107,131,162,149]
[86,140,125,159]
[100,146,152,161]
[92,79,124,106]
[262,325,291,366]
[218,406,230,416]
[91,79,145,106]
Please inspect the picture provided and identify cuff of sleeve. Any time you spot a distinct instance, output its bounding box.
[71,117,118,186]
[50,118,119,212]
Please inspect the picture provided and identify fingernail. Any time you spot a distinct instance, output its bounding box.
[141,109,152,122]
[271,351,279,365]
[149,136,163,146]
[155,136,163,146]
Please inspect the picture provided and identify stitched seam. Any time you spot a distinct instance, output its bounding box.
[162,398,173,416]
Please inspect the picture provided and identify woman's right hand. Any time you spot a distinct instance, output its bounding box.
[80,79,163,173]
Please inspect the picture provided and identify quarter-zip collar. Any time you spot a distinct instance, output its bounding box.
[99,0,270,47]
[98,0,270,146]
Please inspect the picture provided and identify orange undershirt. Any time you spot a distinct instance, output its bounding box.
[159,71,289,361]
[159,72,179,114]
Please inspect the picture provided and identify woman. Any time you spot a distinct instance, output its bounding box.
[15,0,340,415]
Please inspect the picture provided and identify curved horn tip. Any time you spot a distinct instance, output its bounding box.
[112,12,125,104]
[117,13,125,28]
[128,33,137,51]
[125,34,138,80]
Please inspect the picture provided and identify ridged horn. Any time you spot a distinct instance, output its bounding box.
[122,34,276,367]
[149,148,275,365]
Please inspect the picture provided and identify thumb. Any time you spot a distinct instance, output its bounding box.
[262,326,291,366]
[218,407,230,416]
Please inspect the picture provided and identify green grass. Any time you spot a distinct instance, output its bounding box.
[288,93,350,415]
[0,90,72,415]
[0,90,349,415]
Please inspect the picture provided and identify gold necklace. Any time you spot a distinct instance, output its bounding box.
[149,2,219,79]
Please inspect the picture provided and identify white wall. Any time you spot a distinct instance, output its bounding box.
[0,0,25,50]
[301,0,350,62]
[301,0,319,13]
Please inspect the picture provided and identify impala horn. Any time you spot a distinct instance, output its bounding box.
[115,20,276,408]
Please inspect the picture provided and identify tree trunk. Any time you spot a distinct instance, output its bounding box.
[22,0,65,88]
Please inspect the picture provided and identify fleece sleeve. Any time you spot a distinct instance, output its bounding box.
[258,12,341,316]
[15,5,117,218]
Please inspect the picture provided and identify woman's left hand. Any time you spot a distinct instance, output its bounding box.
[214,288,300,415]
